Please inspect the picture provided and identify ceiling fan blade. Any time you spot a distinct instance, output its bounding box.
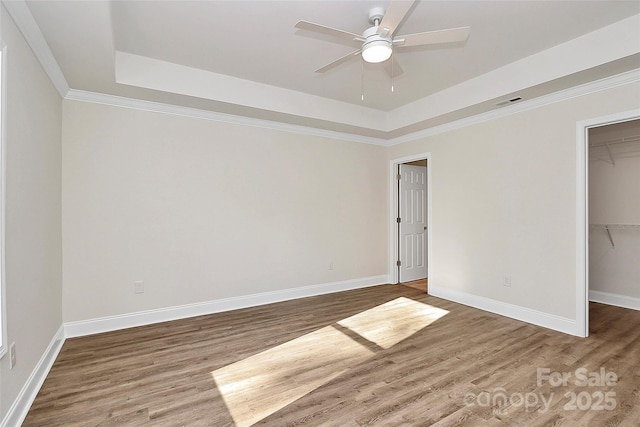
[378,0,417,36]
[315,50,361,73]
[295,20,363,45]
[395,27,470,48]
[384,55,404,77]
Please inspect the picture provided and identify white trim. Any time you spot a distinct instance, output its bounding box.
[388,153,432,285]
[65,89,387,146]
[0,326,65,427]
[64,275,388,338]
[386,69,640,146]
[575,109,640,338]
[590,291,640,311]
[114,50,389,133]
[576,119,589,338]
[429,285,580,336]
[65,70,640,148]
[0,43,6,359]
[1,0,69,97]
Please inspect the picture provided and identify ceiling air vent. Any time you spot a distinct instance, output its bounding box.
[496,97,523,107]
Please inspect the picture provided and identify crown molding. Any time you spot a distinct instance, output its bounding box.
[65,89,389,146]
[67,67,640,148]
[2,0,69,97]
[385,68,640,146]
[115,51,389,134]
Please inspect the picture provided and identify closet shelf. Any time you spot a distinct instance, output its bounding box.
[589,134,640,166]
[590,223,640,248]
[590,224,640,229]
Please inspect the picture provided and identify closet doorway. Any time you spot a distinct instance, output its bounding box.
[588,119,640,312]
[577,110,639,337]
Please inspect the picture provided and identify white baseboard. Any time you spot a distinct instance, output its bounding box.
[590,290,640,311]
[1,325,65,427]
[64,275,389,338]
[429,285,580,336]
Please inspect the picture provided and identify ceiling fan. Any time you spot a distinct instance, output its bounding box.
[295,0,470,74]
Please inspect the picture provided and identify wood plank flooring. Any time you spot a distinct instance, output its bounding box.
[24,285,640,426]
[402,279,428,293]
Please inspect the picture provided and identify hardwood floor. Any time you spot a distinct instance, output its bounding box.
[402,278,428,293]
[25,285,640,426]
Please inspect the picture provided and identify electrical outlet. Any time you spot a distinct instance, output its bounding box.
[9,342,16,369]
[503,275,512,287]
[134,280,144,294]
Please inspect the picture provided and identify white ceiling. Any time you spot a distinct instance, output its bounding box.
[18,0,640,141]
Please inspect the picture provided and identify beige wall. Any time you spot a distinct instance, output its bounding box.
[589,120,640,298]
[0,5,62,419]
[61,101,388,322]
[387,82,640,320]
[60,82,640,325]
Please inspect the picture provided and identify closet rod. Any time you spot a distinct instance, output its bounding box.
[590,135,640,166]
[589,134,640,148]
[590,223,640,229]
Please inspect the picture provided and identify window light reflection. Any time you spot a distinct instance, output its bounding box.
[211,297,448,426]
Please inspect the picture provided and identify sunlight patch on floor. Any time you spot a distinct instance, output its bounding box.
[211,325,373,427]
[338,297,449,349]
[211,297,448,426]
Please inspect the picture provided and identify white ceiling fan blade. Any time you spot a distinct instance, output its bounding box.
[315,50,361,73]
[295,20,363,45]
[378,0,417,37]
[395,27,470,48]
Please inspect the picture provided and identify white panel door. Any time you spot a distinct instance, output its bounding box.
[399,164,427,282]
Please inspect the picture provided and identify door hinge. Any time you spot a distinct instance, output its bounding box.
[396,173,401,180]
[396,260,401,267]
[396,217,401,223]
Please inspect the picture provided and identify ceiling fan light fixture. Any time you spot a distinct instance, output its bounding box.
[296,1,471,73]
[362,40,392,63]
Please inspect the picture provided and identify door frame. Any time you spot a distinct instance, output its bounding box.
[389,152,432,285]
[575,108,640,338]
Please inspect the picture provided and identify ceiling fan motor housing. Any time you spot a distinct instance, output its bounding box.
[361,26,393,63]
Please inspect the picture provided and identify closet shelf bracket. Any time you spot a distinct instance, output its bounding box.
[590,224,640,248]
[604,144,615,167]
[605,225,615,248]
